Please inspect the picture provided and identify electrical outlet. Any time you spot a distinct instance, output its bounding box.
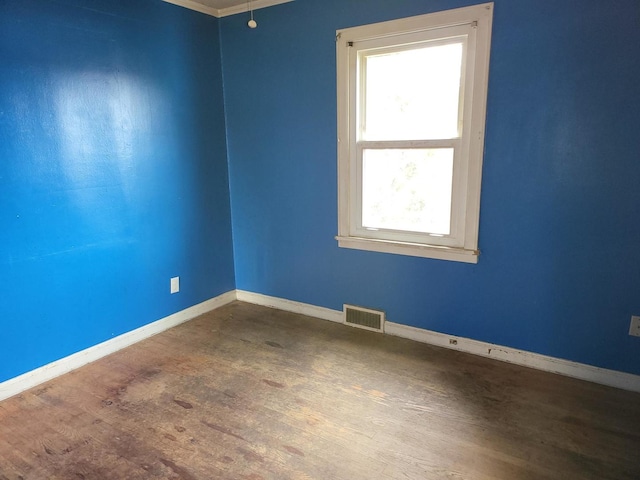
[629,316,640,337]
[170,276,180,294]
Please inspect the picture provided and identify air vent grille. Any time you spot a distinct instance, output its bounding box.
[343,305,385,333]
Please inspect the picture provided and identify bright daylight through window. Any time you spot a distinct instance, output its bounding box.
[336,3,493,263]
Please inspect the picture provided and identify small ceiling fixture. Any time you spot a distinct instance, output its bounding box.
[247,0,257,28]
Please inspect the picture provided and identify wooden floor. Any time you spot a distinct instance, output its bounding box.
[1,302,639,479]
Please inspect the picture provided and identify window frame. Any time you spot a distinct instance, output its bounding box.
[336,3,494,263]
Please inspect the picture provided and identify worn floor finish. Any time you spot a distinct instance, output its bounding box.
[1,302,639,479]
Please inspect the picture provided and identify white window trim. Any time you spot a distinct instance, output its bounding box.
[336,3,493,264]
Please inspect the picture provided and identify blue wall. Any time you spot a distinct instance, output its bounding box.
[0,0,235,382]
[2,0,639,384]
[221,0,640,375]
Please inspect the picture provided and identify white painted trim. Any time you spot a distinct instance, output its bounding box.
[235,291,640,393]
[336,236,479,263]
[336,4,493,263]
[218,0,294,18]
[162,0,221,17]
[384,322,640,393]
[0,291,236,402]
[236,290,343,323]
[161,0,294,18]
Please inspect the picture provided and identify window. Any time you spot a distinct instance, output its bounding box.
[336,3,493,263]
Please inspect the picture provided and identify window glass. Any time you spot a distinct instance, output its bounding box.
[362,41,464,141]
[362,148,454,235]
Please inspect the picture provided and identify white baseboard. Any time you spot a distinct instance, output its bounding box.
[236,290,343,323]
[384,322,640,393]
[0,291,236,402]
[3,289,639,402]
[236,290,640,393]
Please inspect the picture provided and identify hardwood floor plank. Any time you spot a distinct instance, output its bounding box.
[1,301,639,479]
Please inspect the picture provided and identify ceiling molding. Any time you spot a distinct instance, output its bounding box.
[218,0,294,17]
[162,0,294,18]
[163,0,221,17]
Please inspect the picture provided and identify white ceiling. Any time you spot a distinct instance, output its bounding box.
[163,0,294,18]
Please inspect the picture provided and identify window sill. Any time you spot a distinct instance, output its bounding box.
[336,236,479,263]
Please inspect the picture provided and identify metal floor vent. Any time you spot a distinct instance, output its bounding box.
[343,305,385,333]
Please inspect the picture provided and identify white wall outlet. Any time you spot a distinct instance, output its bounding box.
[629,316,640,337]
[170,276,180,294]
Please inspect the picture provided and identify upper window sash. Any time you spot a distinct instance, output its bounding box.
[352,27,473,143]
